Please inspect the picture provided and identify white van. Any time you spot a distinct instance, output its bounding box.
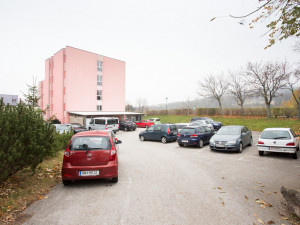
[149,118,161,124]
[88,117,119,133]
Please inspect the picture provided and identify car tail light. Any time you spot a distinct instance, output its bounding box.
[105,124,108,130]
[190,134,198,137]
[168,128,170,135]
[258,141,264,145]
[177,134,181,137]
[286,142,295,146]
[64,148,70,157]
[109,150,116,161]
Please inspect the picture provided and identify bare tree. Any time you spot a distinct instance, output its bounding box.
[284,67,300,120]
[246,61,289,118]
[229,71,250,116]
[136,98,148,112]
[198,74,229,116]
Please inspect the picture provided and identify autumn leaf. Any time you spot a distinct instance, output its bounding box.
[257,218,264,224]
[217,187,222,190]
[267,221,275,224]
[210,17,216,21]
[245,195,248,200]
[222,202,225,206]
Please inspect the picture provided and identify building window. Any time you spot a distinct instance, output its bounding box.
[97,105,102,111]
[97,75,102,86]
[97,90,102,100]
[97,61,103,72]
[12,99,17,104]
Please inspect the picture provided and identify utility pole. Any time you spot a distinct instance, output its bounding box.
[166,97,168,111]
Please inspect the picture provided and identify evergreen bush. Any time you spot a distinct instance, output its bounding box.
[0,99,64,182]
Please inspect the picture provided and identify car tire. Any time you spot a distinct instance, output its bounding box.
[238,142,243,153]
[259,151,264,156]
[89,127,92,131]
[63,180,72,186]
[139,135,145,141]
[249,137,253,146]
[124,127,128,131]
[112,175,118,183]
[178,143,183,147]
[161,136,167,144]
[292,152,298,159]
[198,139,204,148]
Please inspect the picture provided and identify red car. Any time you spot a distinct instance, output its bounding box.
[135,120,155,128]
[62,130,121,185]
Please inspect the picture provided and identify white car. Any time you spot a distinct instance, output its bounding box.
[257,128,299,159]
[174,123,190,132]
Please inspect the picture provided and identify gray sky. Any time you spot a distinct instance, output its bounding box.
[0,0,299,106]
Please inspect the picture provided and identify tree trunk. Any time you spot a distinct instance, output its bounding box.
[266,103,271,118]
[297,103,300,121]
[218,99,223,116]
[240,104,244,116]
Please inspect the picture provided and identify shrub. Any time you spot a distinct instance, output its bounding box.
[0,99,66,183]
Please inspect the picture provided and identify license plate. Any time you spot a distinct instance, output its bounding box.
[182,140,188,143]
[79,170,99,176]
[216,144,225,147]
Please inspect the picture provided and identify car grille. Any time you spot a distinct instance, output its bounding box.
[215,141,226,145]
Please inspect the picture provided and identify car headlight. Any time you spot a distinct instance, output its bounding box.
[227,140,236,145]
[210,139,215,144]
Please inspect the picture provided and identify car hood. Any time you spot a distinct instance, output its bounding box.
[211,134,240,141]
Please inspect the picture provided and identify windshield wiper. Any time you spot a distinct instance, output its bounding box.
[274,137,288,139]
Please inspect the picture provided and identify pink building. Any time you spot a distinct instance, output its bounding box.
[39,46,125,123]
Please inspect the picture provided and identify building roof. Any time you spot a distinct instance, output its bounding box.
[68,111,144,116]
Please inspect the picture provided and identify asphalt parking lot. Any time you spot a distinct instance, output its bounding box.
[22,128,300,225]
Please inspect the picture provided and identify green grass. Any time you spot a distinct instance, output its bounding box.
[144,115,300,133]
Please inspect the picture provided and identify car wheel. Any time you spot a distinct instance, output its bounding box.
[112,175,118,183]
[238,142,243,153]
[178,143,183,147]
[161,136,167,144]
[249,137,253,146]
[63,180,72,186]
[292,152,298,159]
[139,135,145,141]
[259,151,264,156]
[89,127,92,131]
[124,127,128,131]
[198,139,204,148]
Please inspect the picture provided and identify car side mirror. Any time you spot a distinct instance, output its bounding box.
[116,140,122,144]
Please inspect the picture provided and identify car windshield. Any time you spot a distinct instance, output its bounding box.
[69,136,111,150]
[180,128,196,135]
[56,125,70,132]
[217,127,241,135]
[261,130,291,140]
[206,119,214,122]
[71,124,82,128]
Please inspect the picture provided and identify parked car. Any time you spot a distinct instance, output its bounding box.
[209,125,252,153]
[177,125,214,148]
[190,117,223,130]
[54,124,72,134]
[174,123,190,132]
[88,117,119,133]
[189,120,214,131]
[139,124,178,143]
[66,123,87,134]
[149,118,161,124]
[135,120,155,128]
[257,128,299,159]
[62,130,121,185]
[119,121,137,131]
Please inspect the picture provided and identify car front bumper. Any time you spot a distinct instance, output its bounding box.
[210,143,239,151]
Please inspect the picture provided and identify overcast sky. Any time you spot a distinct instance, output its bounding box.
[0,0,299,106]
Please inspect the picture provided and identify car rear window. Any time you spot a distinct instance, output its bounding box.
[69,136,111,150]
[180,128,196,134]
[261,130,291,140]
[169,125,177,131]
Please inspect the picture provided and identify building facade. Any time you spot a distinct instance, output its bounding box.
[39,46,126,123]
[0,94,18,106]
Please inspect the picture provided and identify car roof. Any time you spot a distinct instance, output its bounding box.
[221,125,243,128]
[263,128,291,131]
[74,130,112,137]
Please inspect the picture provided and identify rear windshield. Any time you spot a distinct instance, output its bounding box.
[108,119,119,125]
[169,125,177,131]
[180,128,196,134]
[261,130,291,140]
[69,136,111,150]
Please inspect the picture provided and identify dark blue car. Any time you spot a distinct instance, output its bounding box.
[177,126,214,148]
[139,124,178,144]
